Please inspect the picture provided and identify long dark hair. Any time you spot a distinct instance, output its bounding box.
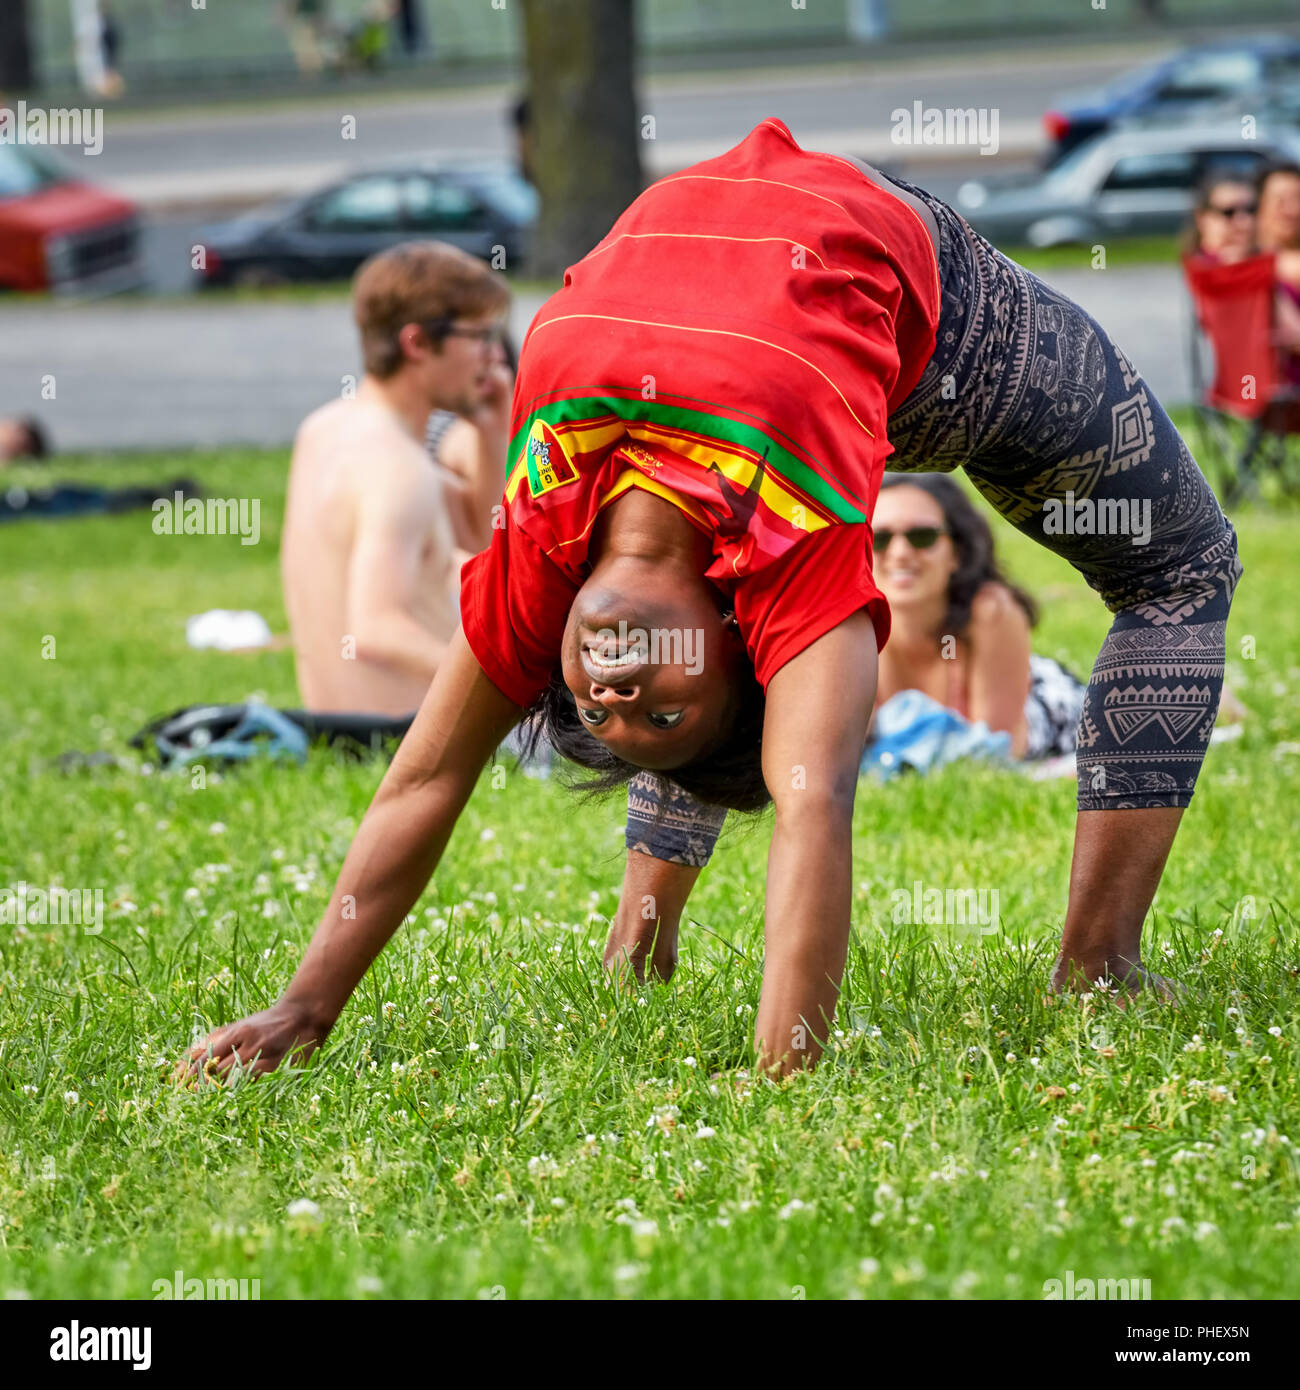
[878,472,1037,633]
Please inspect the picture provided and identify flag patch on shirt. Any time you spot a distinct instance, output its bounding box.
[525,419,580,497]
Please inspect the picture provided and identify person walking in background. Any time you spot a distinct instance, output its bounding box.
[70,0,123,97]
[281,0,330,77]
[394,0,426,56]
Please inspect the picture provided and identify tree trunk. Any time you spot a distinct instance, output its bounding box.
[0,0,37,91]
[520,0,644,278]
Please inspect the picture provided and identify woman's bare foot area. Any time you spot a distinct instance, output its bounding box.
[1051,951,1182,1004]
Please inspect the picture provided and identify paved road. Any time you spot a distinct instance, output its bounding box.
[90,46,1166,212]
[0,264,1193,455]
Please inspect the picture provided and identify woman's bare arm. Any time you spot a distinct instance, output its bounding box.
[965,583,1031,757]
[178,628,521,1079]
[756,611,877,1075]
[606,851,703,983]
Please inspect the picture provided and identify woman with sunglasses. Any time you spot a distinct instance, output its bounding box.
[1184,171,1258,266]
[1186,166,1300,389]
[869,474,1082,762]
[183,119,1240,1085]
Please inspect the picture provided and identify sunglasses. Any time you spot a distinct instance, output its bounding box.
[874,525,946,552]
[1208,203,1257,220]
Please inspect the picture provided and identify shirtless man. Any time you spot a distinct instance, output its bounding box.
[282,241,512,717]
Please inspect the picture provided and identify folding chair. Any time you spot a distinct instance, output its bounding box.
[1182,252,1300,499]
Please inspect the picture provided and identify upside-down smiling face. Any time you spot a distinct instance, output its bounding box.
[559,566,747,770]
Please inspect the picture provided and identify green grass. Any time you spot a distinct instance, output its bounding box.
[0,438,1297,1300]
[1003,235,1180,274]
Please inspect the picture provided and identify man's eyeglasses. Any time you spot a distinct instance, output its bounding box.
[422,318,504,345]
[1208,202,1257,220]
[874,525,946,552]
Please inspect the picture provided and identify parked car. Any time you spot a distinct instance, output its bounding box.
[0,144,142,294]
[197,160,537,287]
[1043,34,1300,161]
[956,123,1300,249]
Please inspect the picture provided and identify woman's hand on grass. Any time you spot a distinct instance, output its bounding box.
[175,997,333,1084]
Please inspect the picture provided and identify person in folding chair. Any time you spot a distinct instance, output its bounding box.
[182,119,1241,1083]
[1184,166,1300,489]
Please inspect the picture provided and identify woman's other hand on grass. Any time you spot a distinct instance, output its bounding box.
[175,997,333,1084]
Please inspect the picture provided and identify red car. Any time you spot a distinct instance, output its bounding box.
[0,144,142,294]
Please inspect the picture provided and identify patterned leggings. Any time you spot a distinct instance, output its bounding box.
[626,177,1242,866]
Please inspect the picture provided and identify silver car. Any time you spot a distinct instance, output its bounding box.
[956,123,1300,248]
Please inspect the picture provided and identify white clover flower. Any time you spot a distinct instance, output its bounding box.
[286,1198,322,1222]
[261,900,280,918]
[1194,1222,1219,1240]
[356,1275,383,1294]
[859,1257,880,1277]
[209,822,226,835]
[778,1199,812,1220]
[683,1056,697,1068]
[1268,1026,1283,1037]
[694,1124,716,1140]
[63,1090,79,1106]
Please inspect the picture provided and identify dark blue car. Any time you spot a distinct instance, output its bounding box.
[1044,34,1300,161]
[197,160,537,288]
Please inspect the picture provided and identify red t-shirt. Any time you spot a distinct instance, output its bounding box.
[461,117,940,708]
